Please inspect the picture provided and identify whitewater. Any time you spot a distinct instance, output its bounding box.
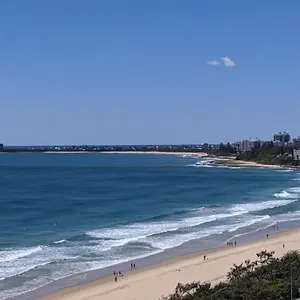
[0,153,300,299]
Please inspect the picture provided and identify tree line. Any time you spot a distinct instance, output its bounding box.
[236,143,299,166]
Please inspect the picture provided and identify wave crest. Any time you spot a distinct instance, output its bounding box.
[274,191,298,199]
[230,199,297,214]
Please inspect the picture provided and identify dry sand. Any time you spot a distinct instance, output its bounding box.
[232,160,283,169]
[210,159,285,169]
[40,229,300,300]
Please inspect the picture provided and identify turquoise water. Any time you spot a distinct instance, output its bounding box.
[0,153,299,299]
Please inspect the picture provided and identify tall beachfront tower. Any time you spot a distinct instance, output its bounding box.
[273,132,291,145]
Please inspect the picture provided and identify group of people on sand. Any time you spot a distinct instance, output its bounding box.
[227,241,237,246]
[130,263,136,269]
[113,271,123,282]
[113,263,136,282]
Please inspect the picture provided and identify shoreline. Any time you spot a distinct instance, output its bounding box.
[38,228,300,300]
[2,151,295,169]
[227,160,283,169]
[41,151,209,157]
[2,152,298,299]
[0,150,209,157]
[9,220,299,300]
[209,159,286,169]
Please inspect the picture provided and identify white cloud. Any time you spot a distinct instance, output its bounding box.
[207,60,220,66]
[221,56,236,67]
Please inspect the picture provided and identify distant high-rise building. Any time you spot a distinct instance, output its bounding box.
[293,137,300,149]
[0,144,3,151]
[273,132,290,144]
[232,139,261,153]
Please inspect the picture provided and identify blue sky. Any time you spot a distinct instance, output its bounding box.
[1,1,300,145]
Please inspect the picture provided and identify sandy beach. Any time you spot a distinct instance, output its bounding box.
[231,160,283,169]
[40,228,300,300]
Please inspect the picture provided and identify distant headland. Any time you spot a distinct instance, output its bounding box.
[0,144,214,154]
[1,131,300,168]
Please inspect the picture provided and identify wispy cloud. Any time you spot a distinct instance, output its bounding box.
[221,56,236,67]
[207,60,220,66]
[207,56,236,67]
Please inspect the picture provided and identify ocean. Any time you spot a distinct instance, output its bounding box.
[0,153,300,299]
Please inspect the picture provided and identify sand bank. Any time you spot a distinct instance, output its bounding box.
[40,229,300,300]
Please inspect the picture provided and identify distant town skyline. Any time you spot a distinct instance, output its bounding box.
[1,1,300,145]
[2,131,300,147]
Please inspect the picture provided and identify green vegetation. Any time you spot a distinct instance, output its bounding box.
[161,250,300,300]
[217,143,236,156]
[236,143,299,166]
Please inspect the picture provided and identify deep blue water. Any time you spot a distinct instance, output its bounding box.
[0,153,300,299]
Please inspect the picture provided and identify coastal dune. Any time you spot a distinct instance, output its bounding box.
[40,229,299,300]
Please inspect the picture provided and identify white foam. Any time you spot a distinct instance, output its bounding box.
[270,210,300,223]
[230,199,297,214]
[276,169,294,172]
[0,246,74,281]
[188,162,214,168]
[227,221,276,242]
[289,187,300,193]
[181,154,199,159]
[0,246,42,263]
[197,164,214,168]
[202,157,231,161]
[53,239,66,244]
[147,215,270,250]
[4,214,269,297]
[188,157,245,169]
[189,157,229,167]
[88,223,175,240]
[195,160,214,166]
[86,210,245,251]
[227,215,270,232]
[0,243,162,299]
[274,190,298,199]
[87,211,270,252]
